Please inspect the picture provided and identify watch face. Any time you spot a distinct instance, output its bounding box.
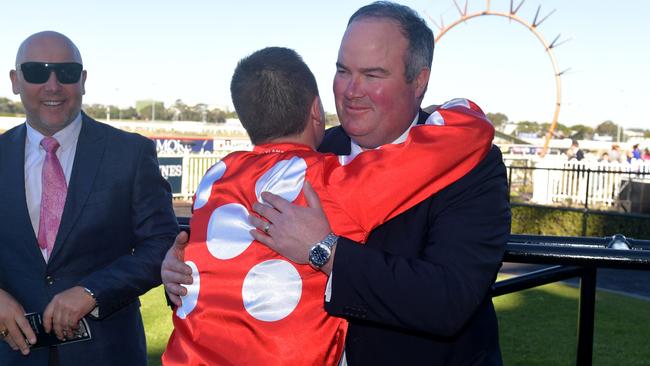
[309,244,330,268]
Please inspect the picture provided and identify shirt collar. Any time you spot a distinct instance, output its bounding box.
[349,111,420,156]
[253,142,313,154]
[25,113,83,152]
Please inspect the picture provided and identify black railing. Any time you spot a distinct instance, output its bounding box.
[495,234,650,365]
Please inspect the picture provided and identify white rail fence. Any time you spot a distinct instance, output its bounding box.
[159,153,228,200]
[516,159,650,208]
[165,153,650,208]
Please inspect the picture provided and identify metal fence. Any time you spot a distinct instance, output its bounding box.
[504,157,650,212]
[497,234,650,365]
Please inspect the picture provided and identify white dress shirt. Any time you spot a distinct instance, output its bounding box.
[328,113,419,366]
[24,114,82,260]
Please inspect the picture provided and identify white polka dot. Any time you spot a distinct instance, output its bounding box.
[193,161,227,210]
[255,157,306,204]
[176,261,200,319]
[206,203,255,259]
[242,259,302,322]
[425,111,445,126]
[441,98,470,110]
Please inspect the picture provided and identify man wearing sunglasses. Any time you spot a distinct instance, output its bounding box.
[0,31,178,365]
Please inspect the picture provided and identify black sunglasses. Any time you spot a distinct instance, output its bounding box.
[19,62,83,84]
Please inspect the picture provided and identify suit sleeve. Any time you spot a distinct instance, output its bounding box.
[325,146,511,337]
[79,139,178,318]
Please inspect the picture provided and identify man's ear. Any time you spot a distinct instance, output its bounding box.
[80,70,87,95]
[414,67,431,99]
[9,70,19,95]
[310,95,324,127]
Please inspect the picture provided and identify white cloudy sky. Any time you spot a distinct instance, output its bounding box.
[1,0,648,128]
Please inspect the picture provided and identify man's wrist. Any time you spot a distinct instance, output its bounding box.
[82,287,99,317]
[308,232,338,271]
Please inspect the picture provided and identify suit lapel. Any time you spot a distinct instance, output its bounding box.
[49,115,106,263]
[417,109,430,125]
[318,126,351,155]
[1,125,46,265]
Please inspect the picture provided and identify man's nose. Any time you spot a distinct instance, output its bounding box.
[43,71,62,91]
[344,76,364,99]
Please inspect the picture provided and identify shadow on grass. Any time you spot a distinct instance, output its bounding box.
[495,279,650,366]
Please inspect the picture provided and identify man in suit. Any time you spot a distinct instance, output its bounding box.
[0,31,178,365]
[162,2,510,365]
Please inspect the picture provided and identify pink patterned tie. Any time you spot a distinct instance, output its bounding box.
[38,137,68,258]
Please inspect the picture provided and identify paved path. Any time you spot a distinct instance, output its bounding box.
[500,263,650,301]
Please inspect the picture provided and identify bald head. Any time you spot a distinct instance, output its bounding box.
[15,31,82,68]
[10,30,87,136]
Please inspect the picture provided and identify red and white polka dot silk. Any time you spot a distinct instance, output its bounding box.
[163,99,494,366]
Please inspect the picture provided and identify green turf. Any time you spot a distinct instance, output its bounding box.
[141,281,650,365]
[142,286,173,366]
[494,277,650,365]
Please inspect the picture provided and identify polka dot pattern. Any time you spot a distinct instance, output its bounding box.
[242,259,302,322]
[191,158,309,321]
[193,161,227,210]
[255,157,306,204]
[206,203,255,260]
[176,261,200,319]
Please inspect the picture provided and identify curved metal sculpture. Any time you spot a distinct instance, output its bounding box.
[429,0,568,156]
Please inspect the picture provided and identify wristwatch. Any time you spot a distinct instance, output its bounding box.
[308,233,338,270]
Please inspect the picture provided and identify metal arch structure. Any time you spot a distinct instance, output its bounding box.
[429,0,569,156]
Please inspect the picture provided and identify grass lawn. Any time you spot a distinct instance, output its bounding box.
[141,280,650,365]
[141,286,173,366]
[495,276,650,365]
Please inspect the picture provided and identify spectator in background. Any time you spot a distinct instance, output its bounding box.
[609,144,623,163]
[567,139,584,161]
[643,147,650,161]
[630,144,642,161]
[599,152,611,163]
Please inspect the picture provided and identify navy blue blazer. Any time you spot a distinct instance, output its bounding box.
[0,114,178,365]
[319,110,511,365]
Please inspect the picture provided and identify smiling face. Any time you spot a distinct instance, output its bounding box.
[10,32,86,136]
[333,18,429,149]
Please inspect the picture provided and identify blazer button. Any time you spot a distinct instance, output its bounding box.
[45,275,54,285]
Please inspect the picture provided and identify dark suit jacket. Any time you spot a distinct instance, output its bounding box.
[0,113,178,365]
[319,110,511,365]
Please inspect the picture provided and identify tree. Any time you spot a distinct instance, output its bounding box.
[191,103,208,122]
[83,104,108,119]
[568,124,594,140]
[136,100,167,121]
[486,112,508,128]
[0,97,24,115]
[513,120,541,136]
[325,112,339,127]
[540,122,571,138]
[595,120,619,137]
[207,108,227,123]
[119,107,138,120]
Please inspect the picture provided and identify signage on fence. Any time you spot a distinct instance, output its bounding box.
[154,138,215,154]
[158,157,183,194]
